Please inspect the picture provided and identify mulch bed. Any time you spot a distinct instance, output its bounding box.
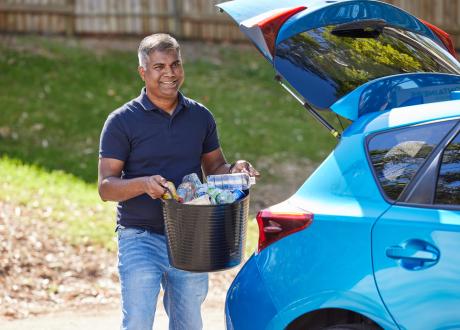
[0,201,119,319]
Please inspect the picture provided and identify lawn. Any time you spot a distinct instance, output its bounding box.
[0,36,337,251]
[0,156,117,250]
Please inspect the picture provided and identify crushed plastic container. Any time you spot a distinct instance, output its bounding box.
[162,192,249,272]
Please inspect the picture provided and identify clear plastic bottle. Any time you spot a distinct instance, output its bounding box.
[194,184,207,197]
[176,182,196,203]
[206,187,220,205]
[216,190,236,204]
[182,173,202,186]
[206,173,255,191]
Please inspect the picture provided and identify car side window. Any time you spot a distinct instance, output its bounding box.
[435,133,460,205]
[368,120,456,201]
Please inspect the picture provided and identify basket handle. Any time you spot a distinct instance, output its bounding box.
[161,186,180,204]
[161,185,172,200]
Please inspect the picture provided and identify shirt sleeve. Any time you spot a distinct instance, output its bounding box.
[202,112,220,154]
[99,112,130,161]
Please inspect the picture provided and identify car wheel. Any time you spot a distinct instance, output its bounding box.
[325,324,381,330]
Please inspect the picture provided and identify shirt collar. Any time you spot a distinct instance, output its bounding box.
[137,87,189,114]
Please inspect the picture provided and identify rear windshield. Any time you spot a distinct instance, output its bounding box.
[275,24,460,109]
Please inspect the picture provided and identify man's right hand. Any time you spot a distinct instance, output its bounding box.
[144,175,168,199]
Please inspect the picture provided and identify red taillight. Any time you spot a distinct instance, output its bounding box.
[420,19,457,58]
[256,209,313,252]
[257,6,307,56]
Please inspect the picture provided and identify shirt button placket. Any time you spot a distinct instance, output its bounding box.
[168,118,173,136]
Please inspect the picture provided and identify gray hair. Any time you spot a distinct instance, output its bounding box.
[138,33,181,69]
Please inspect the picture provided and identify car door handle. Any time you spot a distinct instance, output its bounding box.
[386,246,438,261]
[385,239,440,270]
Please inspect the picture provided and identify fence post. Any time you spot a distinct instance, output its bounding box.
[141,0,149,34]
[66,0,76,36]
[171,0,182,38]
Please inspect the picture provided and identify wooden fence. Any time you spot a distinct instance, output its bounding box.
[1,0,460,44]
[0,0,245,41]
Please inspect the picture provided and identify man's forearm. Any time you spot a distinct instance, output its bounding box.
[98,176,147,202]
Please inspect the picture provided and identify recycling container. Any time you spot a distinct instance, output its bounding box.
[162,193,249,272]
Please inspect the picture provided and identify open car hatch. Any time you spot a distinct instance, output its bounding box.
[218,0,460,122]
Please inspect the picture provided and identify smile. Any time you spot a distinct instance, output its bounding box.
[160,81,177,86]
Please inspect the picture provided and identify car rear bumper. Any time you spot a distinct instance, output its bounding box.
[225,255,278,330]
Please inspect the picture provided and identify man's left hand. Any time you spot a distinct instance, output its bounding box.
[230,160,260,177]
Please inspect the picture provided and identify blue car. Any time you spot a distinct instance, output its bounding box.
[218,1,460,329]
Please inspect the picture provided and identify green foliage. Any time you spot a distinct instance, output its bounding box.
[0,156,117,250]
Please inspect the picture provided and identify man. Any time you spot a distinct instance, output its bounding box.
[98,33,259,330]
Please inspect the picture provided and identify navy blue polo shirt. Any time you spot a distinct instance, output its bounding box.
[99,88,220,234]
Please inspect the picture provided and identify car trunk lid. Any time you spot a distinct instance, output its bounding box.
[218,0,460,121]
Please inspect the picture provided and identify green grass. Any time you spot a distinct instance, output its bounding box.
[0,156,117,250]
[0,37,139,182]
[0,36,338,251]
[0,36,337,183]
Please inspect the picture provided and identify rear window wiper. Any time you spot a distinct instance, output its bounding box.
[331,19,387,38]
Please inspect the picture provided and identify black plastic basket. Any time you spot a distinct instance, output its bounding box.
[162,193,249,272]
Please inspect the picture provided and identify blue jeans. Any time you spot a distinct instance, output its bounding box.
[117,227,208,330]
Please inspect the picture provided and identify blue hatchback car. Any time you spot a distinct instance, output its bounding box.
[218,1,460,329]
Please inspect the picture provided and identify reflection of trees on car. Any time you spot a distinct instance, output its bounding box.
[324,27,426,96]
[370,143,434,200]
[437,138,460,204]
[276,24,459,103]
[368,120,457,202]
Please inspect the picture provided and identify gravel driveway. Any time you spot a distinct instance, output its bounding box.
[0,290,226,330]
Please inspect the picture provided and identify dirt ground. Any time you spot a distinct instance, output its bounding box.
[0,285,231,330]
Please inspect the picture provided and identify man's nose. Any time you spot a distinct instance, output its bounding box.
[163,65,175,75]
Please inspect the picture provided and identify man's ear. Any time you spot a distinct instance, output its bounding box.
[138,66,145,81]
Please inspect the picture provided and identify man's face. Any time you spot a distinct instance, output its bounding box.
[139,49,184,102]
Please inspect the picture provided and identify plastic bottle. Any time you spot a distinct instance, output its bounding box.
[206,173,255,191]
[207,187,223,205]
[195,184,209,198]
[177,182,196,203]
[216,190,236,204]
[182,173,202,186]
